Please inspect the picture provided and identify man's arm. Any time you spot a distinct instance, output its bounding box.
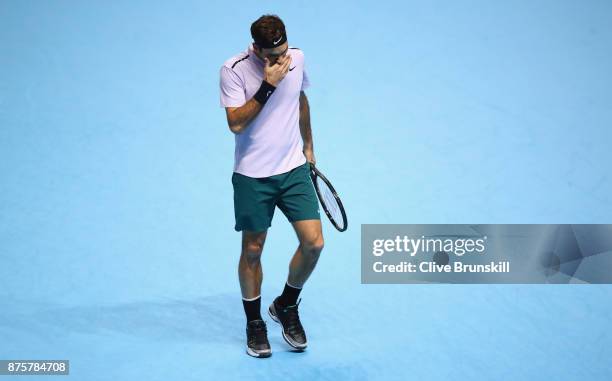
[224,55,292,134]
[225,100,263,135]
[299,91,315,164]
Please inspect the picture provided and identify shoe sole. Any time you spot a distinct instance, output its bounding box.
[268,306,308,350]
[246,346,272,358]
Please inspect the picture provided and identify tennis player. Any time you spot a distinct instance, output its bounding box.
[219,14,324,358]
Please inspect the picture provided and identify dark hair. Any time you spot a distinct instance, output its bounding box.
[250,15,286,48]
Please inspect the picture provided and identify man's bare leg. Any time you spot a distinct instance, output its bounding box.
[287,219,324,288]
[238,230,268,299]
[267,219,323,350]
[239,229,272,357]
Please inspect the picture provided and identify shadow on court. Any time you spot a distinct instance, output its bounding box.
[1,294,371,380]
[1,294,245,344]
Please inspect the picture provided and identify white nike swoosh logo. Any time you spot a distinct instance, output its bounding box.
[273,36,282,44]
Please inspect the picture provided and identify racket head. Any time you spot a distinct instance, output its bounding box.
[309,162,348,232]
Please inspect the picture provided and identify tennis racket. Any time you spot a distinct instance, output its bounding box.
[309,162,348,232]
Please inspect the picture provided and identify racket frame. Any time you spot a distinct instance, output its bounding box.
[309,162,348,232]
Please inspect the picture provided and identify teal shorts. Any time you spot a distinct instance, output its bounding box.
[231,162,321,232]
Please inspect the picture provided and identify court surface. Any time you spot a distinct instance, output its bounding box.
[1,1,611,380]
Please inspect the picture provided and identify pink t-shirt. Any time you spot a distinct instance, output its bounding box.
[219,44,310,178]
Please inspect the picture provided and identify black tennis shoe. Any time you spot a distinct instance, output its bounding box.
[268,297,307,350]
[246,319,271,358]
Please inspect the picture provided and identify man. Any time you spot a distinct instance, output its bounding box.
[219,14,324,358]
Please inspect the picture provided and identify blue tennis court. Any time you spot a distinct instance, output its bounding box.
[1,1,611,379]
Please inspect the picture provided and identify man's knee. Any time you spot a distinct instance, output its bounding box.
[301,233,324,255]
[242,233,266,264]
[242,243,263,266]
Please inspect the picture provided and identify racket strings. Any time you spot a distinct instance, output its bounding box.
[316,177,345,229]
